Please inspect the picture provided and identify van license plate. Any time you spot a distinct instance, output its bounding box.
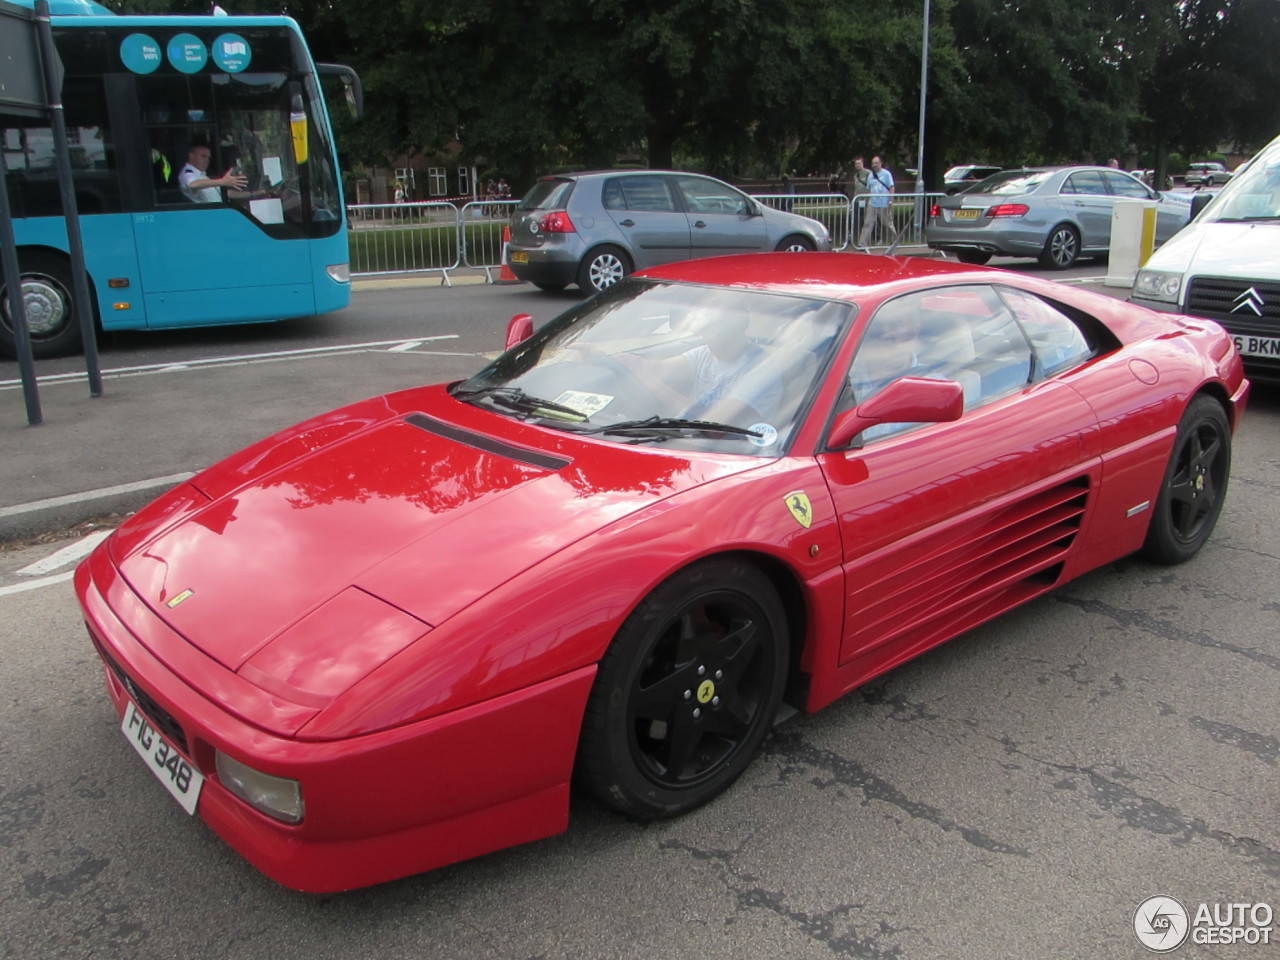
[1233,334,1280,359]
[509,251,529,264]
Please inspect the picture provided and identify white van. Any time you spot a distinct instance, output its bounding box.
[1131,133,1280,382]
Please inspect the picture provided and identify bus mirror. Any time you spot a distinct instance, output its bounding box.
[317,64,364,119]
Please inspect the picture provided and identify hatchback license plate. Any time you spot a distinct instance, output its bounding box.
[509,251,529,264]
[121,700,203,815]
[1233,334,1280,359]
[952,208,981,220]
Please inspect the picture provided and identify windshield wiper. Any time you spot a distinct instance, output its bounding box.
[1215,215,1280,222]
[580,416,763,440]
[452,386,586,420]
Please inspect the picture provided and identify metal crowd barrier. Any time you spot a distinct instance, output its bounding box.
[345,191,948,282]
[346,201,462,281]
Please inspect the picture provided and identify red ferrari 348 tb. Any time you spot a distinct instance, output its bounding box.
[77,254,1248,891]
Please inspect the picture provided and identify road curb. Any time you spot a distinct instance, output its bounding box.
[0,473,195,543]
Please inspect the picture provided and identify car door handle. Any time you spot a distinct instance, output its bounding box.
[618,219,635,227]
[693,220,708,229]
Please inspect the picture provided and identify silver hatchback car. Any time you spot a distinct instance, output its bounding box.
[506,170,833,292]
[927,166,1191,269]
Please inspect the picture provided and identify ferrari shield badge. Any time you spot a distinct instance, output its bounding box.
[784,491,813,529]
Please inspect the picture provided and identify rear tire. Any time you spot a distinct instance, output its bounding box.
[0,252,86,359]
[577,246,631,293]
[1039,224,1080,269]
[1141,395,1231,564]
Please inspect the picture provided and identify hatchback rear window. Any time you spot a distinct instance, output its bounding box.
[517,178,575,211]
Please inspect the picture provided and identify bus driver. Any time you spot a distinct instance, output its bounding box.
[179,142,248,203]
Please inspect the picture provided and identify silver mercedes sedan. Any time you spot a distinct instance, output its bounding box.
[926,166,1191,269]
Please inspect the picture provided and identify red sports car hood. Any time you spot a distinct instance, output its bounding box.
[114,392,756,687]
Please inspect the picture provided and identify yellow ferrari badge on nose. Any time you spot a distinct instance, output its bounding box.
[784,491,813,529]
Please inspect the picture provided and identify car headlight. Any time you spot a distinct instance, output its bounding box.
[326,262,350,283]
[1133,269,1183,304]
[216,751,304,824]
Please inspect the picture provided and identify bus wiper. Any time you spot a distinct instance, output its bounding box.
[453,386,585,420]
[584,416,763,439]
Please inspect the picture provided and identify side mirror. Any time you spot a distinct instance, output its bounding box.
[505,313,534,350]
[827,377,964,449]
[1189,192,1213,220]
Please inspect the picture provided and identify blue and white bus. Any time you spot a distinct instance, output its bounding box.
[1,0,359,358]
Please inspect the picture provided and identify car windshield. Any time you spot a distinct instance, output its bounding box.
[453,279,851,456]
[967,170,1048,195]
[516,177,575,211]
[1200,140,1280,222]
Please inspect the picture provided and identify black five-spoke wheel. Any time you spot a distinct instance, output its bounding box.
[577,558,788,818]
[1141,395,1231,564]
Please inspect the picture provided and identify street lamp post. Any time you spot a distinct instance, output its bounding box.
[914,0,931,234]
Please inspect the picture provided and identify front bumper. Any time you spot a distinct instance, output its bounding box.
[76,546,594,892]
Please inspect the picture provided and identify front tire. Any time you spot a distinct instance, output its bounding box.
[576,558,789,819]
[775,235,816,252]
[0,252,86,359]
[1141,395,1231,564]
[577,245,631,293]
[1039,224,1080,269]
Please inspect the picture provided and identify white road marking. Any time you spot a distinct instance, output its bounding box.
[17,529,112,576]
[0,571,73,597]
[0,336,462,389]
[0,473,195,520]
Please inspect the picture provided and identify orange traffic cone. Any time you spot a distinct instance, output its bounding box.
[497,225,522,283]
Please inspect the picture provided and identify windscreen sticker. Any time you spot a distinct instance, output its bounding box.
[167,34,208,74]
[120,34,163,74]
[554,391,614,418]
[213,34,252,73]
[747,422,778,448]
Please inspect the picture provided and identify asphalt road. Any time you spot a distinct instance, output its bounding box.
[1,262,1276,959]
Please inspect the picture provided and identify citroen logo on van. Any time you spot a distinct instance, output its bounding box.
[1231,287,1266,315]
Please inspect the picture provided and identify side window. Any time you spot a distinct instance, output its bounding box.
[996,286,1095,376]
[845,285,1035,442]
[1062,171,1107,196]
[1103,171,1151,199]
[616,175,677,212]
[2,78,121,217]
[675,175,750,216]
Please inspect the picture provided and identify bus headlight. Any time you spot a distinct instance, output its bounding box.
[326,263,350,283]
[1133,270,1182,304]
[216,752,304,824]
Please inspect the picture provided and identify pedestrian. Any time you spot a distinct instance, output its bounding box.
[1107,158,1120,168]
[847,156,871,242]
[856,156,894,249]
[393,179,407,220]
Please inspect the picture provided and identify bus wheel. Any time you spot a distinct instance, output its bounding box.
[0,253,85,359]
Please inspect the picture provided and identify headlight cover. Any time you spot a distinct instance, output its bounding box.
[216,752,304,824]
[1133,269,1183,304]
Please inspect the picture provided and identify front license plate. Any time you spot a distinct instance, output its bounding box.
[1233,334,1280,359]
[121,700,203,815]
[952,208,981,220]
[509,251,529,264]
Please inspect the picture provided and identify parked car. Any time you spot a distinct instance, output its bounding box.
[1134,131,1280,382]
[942,164,1003,194]
[506,170,832,293]
[926,166,1192,269]
[1184,162,1232,187]
[78,252,1247,892]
